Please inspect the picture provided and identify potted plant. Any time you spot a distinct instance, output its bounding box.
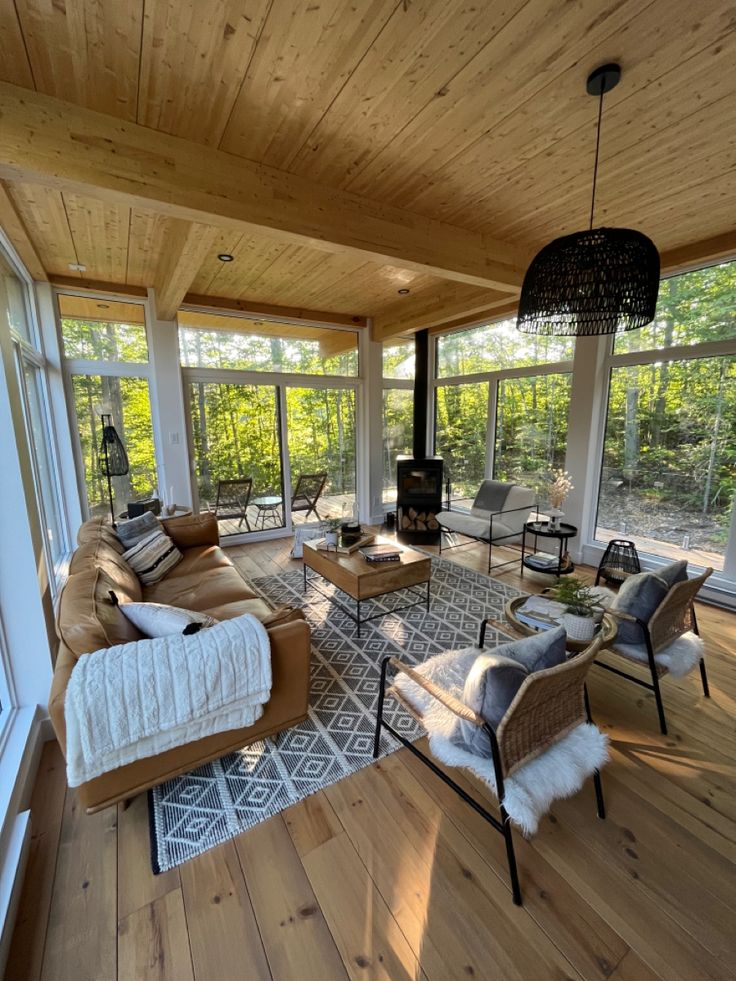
[550,576,598,642]
[322,517,342,548]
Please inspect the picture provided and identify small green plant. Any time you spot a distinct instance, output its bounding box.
[550,576,598,617]
[322,516,342,532]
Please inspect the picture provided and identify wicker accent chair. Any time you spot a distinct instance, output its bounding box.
[374,621,606,906]
[211,478,253,531]
[599,567,713,735]
[291,472,328,521]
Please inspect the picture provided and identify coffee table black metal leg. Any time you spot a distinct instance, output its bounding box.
[426,578,431,612]
[303,562,307,593]
[357,599,361,638]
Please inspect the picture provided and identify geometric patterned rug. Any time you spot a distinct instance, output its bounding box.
[148,554,522,873]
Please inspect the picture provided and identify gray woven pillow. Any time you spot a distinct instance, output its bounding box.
[492,625,568,673]
[116,510,159,548]
[612,571,669,645]
[460,653,528,755]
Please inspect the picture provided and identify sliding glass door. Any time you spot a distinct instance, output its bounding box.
[188,381,285,538]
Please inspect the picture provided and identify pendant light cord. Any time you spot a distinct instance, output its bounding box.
[589,86,604,230]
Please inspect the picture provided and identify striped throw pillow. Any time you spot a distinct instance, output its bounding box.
[123,530,183,585]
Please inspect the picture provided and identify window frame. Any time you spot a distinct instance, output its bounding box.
[430,323,574,505]
[587,266,736,581]
[56,288,166,523]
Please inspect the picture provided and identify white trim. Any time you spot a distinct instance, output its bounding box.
[433,359,574,388]
[607,337,736,369]
[181,366,359,390]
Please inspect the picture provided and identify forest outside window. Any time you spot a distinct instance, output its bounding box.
[59,294,159,521]
[179,312,358,376]
[595,261,736,573]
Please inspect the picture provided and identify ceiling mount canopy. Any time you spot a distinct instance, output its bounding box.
[517,62,660,337]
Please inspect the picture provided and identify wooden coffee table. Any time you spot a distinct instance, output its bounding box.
[302,538,431,636]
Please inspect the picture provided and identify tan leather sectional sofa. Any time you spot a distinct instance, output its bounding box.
[49,513,311,813]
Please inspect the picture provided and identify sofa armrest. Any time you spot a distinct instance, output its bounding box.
[49,644,77,758]
[161,512,220,549]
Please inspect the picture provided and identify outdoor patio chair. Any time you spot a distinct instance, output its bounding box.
[211,477,253,531]
[598,564,713,734]
[374,621,607,906]
[437,479,537,572]
[291,472,327,521]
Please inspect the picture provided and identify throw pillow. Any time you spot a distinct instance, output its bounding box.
[612,571,669,645]
[459,652,529,755]
[492,625,568,673]
[656,559,689,590]
[123,530,183,586]
[113,596,218,637]
[116,510,159,549]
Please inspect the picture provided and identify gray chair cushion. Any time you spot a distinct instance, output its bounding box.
[116,510,159,548]
[612,571,669,645]
[460,653,528,754]
[656,559,688,589]
[458,626,567,755]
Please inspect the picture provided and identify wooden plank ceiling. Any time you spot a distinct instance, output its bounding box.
[1,0,735,331]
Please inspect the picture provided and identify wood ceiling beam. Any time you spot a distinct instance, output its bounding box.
[152,219,217,321]
[661,233,736,276]
[427,299,520,336]
[0,83,527,292]
[183,293,368,329]
[372,284,515,341]
[318,331,359,359]
[48,275,148,297]
[0,181,47,281]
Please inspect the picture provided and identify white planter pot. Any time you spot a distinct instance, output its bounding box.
[324,531,338,547]
[562,612,596,642]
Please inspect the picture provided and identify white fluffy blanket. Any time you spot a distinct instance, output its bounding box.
[394,647,609,836]
[612,631,704,677]
[65,614,272,787]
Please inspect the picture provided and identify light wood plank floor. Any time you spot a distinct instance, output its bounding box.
[8,534,736,980]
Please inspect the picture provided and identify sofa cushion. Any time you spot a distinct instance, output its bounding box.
[494,625,568,674]
[437,510,514,542]
[160,513,219,550]
[57,566,144,658]
[69,539,142,600]
[163,544,233,580]
[143,564,253,611]
[460,652,529,754]
[117,600,218,638]
[612,571,669,646]
[203,599,305,627]
[76,516,125,554]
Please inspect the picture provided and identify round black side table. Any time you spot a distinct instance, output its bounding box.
[521,521,578,577]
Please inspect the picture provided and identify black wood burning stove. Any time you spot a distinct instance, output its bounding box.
[395,329,443,544]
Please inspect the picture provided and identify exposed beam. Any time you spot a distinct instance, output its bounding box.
[0,181,47,281]
[318,331,359,359]
[153,219,217,320]
[183,293,368,329]
[48,275,148,297]
[372,284,515,341]
[661,233,736,276]
[57,294,146,325]
[178,309,346,344]
[0,83,526,292]
[427,299,520,336]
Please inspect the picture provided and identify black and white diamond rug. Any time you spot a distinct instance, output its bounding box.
[148,554,521,873]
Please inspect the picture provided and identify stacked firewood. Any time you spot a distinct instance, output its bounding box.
[400,507,440,531]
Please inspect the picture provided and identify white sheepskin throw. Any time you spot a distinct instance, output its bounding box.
[394,646,609,837]
[612,630,704,678]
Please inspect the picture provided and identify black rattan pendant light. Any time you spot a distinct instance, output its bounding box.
[99,413,129,528]
[516,64,660,337]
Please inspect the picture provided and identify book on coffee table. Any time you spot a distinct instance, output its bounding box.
[359,544,402,563]
[313,534,375,554]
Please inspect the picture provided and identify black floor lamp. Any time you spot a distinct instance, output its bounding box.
[99,413,129,528]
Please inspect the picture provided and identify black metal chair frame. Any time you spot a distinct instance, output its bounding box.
[373,623,605,907]
[213,478,253,531]
[291,472,328,522]
[438,502,538,574]
[596,605,709,735]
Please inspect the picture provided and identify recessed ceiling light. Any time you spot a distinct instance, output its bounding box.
[397,288,410,295]
[217,253,234,262]
[97,303,110,310]
[68,262,87,272]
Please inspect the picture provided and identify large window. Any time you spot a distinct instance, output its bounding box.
[382,339,414,503]
[3,250,68,579]
[59,295,159,521]
[595,264,736,572]
[179,313,358,376]
[433,319,574,508]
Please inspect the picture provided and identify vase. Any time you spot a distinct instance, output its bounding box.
[548,508,564,531]
[562,612,596,642]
